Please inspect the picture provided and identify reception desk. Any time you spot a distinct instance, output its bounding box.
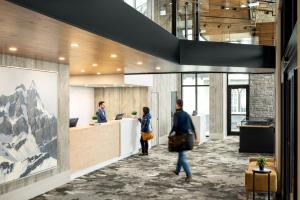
[70,118,141,178]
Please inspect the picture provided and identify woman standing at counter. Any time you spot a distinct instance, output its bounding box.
[140,107,152,156]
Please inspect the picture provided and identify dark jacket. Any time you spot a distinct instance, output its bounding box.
[96,108,107,123]
[170,109,196,136]
[141,113,151,132]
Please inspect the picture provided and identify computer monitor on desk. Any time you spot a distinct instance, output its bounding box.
[115,113,124,120]
[69,118,79,128]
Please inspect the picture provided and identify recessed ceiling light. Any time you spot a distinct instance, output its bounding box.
[9,47,18,52]
[137,61,143,65]
[81,69,85,73]
[116,68,122,72]
[97,72,101,75]
[92,63,98,67]
[70,43,79,47]
[225,7,230,10]
[110,54,117,58]
[240,4,247,8]
[58,57,65,61]
[156,67,161,70]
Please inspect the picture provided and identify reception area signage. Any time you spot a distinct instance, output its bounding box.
[0,66,58,184]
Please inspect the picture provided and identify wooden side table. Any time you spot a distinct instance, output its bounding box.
[252,167,272,200]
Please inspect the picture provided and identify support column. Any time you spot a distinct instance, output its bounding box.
[171,0,177,36]
[209,74,226,140]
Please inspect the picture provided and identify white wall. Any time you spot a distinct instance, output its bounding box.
[70,87,95,126]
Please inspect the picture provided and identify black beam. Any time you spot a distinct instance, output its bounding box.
[194,2,199,41]
[179,40,275,68]
[184,2,188,39]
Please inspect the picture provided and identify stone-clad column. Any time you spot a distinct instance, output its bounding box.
[209,73,226,140]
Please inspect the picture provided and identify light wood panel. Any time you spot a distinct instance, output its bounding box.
[0,54,69,195]
[0,1,178,75]
[256,22,275,46]
[94,87,149,121]
[70,122,120,173]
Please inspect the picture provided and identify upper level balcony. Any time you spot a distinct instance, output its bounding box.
[124,0,276,46]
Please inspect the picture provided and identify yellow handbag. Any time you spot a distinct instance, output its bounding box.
[142,132,154,141]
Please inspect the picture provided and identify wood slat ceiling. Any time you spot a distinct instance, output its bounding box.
[0,1,177,75]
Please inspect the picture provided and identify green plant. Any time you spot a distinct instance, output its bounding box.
[257,157,267,169]
[131,111,137,115]
[92,115,98,120]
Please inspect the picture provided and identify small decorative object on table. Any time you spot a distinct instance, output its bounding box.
[131,111,138,118]
[92,115,98,123]
[257,156,267,171]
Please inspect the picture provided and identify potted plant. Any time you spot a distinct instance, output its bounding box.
[131,111,137,118]
[257,157,267,171]
[92,115,98,123]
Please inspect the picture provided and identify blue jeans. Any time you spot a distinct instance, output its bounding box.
[176,151,191,177]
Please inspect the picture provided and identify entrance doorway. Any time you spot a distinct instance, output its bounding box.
[227,85,249,135]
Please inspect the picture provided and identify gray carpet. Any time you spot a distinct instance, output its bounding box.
[32,137,274,200]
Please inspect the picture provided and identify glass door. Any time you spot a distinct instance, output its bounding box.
[227,85,249,135]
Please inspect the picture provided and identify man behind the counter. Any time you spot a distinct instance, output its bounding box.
[96,101,107,123]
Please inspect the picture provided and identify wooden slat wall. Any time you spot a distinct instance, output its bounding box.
[94,87,149,121]
[256,22,275,46]
[94,74,179,144]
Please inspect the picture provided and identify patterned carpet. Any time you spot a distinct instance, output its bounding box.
[32,137,274,200]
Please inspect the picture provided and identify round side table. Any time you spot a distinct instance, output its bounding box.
[252,167,272,200]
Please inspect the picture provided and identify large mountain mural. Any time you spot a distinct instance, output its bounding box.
[0,80,57,184]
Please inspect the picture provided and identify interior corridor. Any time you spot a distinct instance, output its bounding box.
[32,137,270,200]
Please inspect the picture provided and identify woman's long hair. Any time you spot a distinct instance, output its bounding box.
[143,107,150,115]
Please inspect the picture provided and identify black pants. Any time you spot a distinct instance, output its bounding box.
[140,137,148,154]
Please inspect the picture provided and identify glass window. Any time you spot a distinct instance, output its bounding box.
[182,74,196,85]
[228,74,249,85]
[197,74,210,85]
[197,86,210,135]
[136,0,147,7]
[182,87,196,114]
[124,0,135,7]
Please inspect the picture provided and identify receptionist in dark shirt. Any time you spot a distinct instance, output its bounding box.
[96,101,107,123]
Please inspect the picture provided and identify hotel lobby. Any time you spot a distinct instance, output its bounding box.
[0,0,298,200]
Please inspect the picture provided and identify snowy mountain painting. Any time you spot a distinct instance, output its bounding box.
[0,66,58,184]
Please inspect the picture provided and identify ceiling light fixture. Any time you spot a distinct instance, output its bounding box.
[240,4,247,8]
[70,43,79,47]
[81,69,85,73]
[92,63,98,67]
[97,72,101,75]
[137,61,143,65]
[58,57,65,61]
[248,2,259,7]
[116,68,122,72]
[110,54,117,58]
[225,7,230,10]
[156,67,161,70]
[9,47,18,52]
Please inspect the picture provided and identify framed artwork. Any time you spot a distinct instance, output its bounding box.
[0,66,58,184]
